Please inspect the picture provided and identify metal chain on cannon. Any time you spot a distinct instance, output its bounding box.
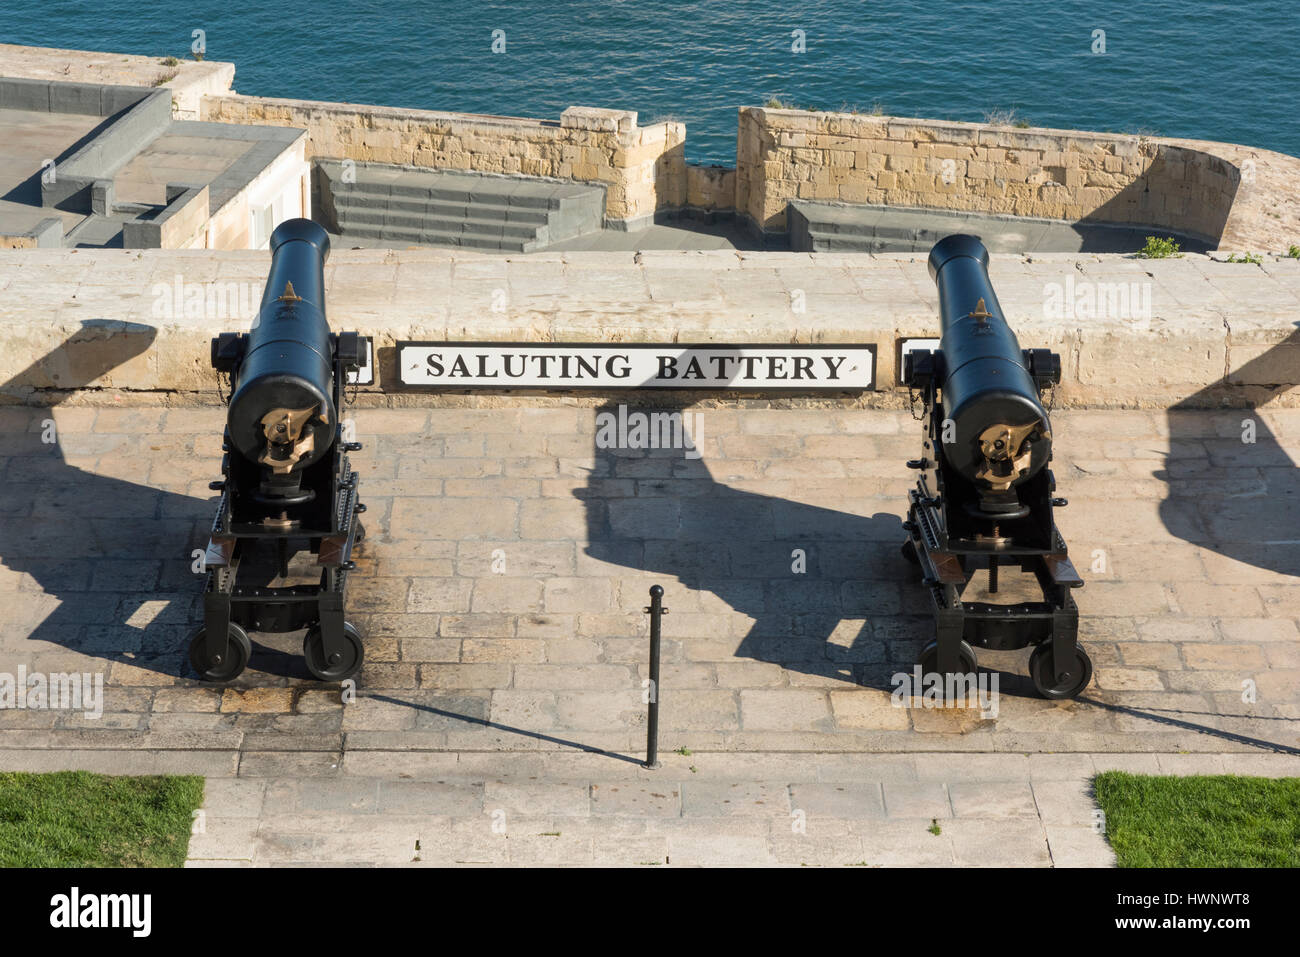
[345,366,361,408]
[216,369,232,406]
[907,384,924,421]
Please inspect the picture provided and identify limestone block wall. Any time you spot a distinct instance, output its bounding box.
[735,108,1300,250]
[162,61,236,120]
[200,95,686,226]
[685,164,736,212]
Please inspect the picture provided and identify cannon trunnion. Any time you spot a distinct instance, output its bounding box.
[901,235,1089,699]
[190,219,368,683]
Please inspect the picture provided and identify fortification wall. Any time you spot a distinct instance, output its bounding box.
[200,96,687,227]
[735,108,1300,251]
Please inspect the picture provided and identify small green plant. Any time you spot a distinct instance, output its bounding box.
[1226,252,1263,265]
[1137,235,1182,259]
[983,107,1023,127]
[161,56,179,66]
[832,101,885,116]
[1287,245,1300,258]
[764,97,793,110]
[927,819,942,836]
[675,746,692,756]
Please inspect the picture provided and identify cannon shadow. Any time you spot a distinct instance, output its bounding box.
[0,325,305,683]
[572,396,1046,699]
[1159,322,1300,578]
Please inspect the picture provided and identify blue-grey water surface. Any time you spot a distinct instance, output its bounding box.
[3,1,1296,164]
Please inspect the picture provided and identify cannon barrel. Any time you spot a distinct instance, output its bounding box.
[927,234,1051,492]
[226,219,336,478]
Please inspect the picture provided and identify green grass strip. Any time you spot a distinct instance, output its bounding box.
[0,771,205,867]
[1094,771,1300,868]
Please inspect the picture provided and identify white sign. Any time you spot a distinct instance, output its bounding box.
[396,342,875,390]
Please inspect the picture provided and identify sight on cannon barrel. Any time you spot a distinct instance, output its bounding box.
[900,234,1089,699]
[189,218,368,683]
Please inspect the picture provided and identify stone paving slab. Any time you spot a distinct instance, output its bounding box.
[177,757,1110,867]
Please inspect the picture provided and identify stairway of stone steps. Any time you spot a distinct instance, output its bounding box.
[315,160,606,252]
[787,200,1202,254]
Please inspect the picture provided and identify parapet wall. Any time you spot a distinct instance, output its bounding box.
[735,108,1300,251]
[0,43,235,120]
[200,95,687,227]
[0,248,1295,412]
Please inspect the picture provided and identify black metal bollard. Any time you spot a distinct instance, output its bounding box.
[643,585,666,769]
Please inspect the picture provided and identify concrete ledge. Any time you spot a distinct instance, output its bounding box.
[39,86,172,210]
[0,76,151,116]
[0,216,63,248]
[0,249,1295,408]
[0,43,236,119]
[121,183,210,249]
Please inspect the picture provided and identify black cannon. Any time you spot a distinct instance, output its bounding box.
[189,218,368,682]
[901,234,1089,699]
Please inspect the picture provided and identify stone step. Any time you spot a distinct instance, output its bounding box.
[337,222,535,252]
[801,228,918,253]
[316,159,605,252]
[787,199,1202,254]
[332,192,551,225]
[316,159,602,208]
[334,204,544,240]
[330,181,589,213]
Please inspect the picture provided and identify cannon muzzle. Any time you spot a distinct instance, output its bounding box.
[225,219,336,493]
[926,234,1051,497]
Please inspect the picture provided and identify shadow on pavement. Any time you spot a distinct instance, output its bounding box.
[0,324,305,682]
